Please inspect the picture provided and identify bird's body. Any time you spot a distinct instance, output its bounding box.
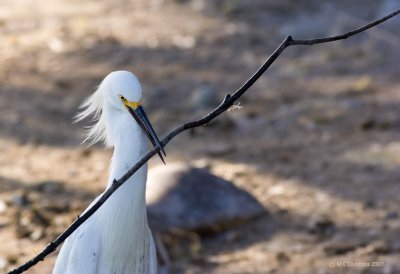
[53,71,161,274]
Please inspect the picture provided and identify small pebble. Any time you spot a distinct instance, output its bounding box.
[0,257,7,269]
[0,200,7,214]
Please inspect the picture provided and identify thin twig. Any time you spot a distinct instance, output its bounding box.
[8,8,400,274]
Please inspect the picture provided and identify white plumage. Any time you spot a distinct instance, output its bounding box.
[53,71,159,274]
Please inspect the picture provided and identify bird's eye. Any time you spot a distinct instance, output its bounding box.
[119,95,126,101]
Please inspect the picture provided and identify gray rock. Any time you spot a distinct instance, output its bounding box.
[146,163,265,233]
[12,191,30,208]
[323,242,359,256]
[190,85,218,111]
[385,211,399,220]
[307,215,335,236]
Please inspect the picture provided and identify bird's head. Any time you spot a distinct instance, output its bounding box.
[75,70,166,163]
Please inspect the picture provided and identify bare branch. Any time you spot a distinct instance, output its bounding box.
[8,8,400,274]
[290,8,400,45]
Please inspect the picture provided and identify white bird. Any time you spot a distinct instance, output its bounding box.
[53,71,166,274]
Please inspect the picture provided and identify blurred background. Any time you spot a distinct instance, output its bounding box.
[0,0,399,273]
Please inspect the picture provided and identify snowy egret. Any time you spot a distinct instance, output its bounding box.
[53,71,165,274]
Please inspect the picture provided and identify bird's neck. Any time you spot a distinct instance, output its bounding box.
[106,109,147,186]
[105,111,148,212]
[99,112,150,271]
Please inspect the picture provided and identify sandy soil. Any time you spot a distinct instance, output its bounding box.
[0,0,399,273]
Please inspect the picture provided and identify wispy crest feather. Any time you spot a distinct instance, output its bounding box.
[75,81,108,146]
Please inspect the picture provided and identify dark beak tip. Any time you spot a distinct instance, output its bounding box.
[130,106,166,164]
[158,152,166,165]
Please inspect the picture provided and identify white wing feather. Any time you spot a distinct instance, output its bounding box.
[52,194,157,274]
[53,222,101,274]
[148,229,157,274]
[53,196,102,274]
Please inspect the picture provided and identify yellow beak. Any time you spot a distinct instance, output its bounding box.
[124,100,140,109]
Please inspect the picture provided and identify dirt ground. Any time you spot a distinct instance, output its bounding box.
[0,0,399,273]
